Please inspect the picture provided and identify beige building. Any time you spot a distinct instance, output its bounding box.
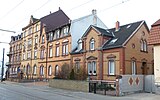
[148,19,160,83]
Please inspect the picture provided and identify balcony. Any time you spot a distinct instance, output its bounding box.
[7,51,14,56]
[6,62,12,66]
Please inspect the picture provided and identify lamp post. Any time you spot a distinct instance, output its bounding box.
[0,29,15,82]
[1,48,5,82]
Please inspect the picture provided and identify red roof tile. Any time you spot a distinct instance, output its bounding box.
[152,19,160,27]
[148,19,160,45]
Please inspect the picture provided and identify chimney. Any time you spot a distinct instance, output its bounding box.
[115,21,120,31]
[92,9,97,15]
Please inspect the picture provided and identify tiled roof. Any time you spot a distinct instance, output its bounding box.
[148,19,160,45]
[40,9,70,32]
[151,19,160,27]
[92,26,113,37]
[71,20,145,54]
[103,21,144,49]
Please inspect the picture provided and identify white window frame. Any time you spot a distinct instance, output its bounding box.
[108,60,115,75]
[131,60,136,75]
[56,46,59,57]
[35,36,38,44]
[90,38,95,50]
[62,43,68,55]
[75,61,80,73]
[42,35,45,43]
[48,66,52,76]
[34,50,37,59]
[33,65,37,75]
[49,48,53,57]
[55,65,59,76]
[40,66,44,75]
[40,49,45,59]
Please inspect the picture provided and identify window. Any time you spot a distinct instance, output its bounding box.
[108,60,115,75]
[140,39,148,52]
[35,24,39,32]
[28,27,32,34]
[55,30,60,39]
[90,38,95,50]
[48,66,52,76]
[56,46,59,57]
[23,40,26,50]
[49,32,53,41]
[75,62,80,73]
[40,66,44,75]
[24,31,26,37]
[42,35,45,43]
[143,40,147,52]
[78,39,82,50]
[62,43,68,55]
[27,51,31,59]
[55,65,59,76]
[28,38,32,47]
[88,61,96,75]
[140,40,144,51]
[35,36,38,45]
[23,53,25,60]
[33,65,37,75]
[131,60,136,75]
[49,48,53,57]
[40,49,45,59]
[34,50,37,59]
[19,43,22,50]
[63,27,69,36]
[27,65,30,74]
[23,66,26,73]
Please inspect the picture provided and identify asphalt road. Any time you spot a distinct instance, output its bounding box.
[0,81,160,100]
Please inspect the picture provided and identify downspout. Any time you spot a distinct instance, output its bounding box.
[46,36,48,80]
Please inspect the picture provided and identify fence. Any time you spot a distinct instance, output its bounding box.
[89,80,117,96]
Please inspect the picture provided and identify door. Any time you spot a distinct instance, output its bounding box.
[142,62,147,75]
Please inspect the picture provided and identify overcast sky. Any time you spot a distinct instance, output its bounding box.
[0,0,159,65]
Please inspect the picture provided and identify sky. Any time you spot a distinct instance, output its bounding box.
[0,0,159,69]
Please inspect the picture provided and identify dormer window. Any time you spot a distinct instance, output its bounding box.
[42,35,45,43]
[90,38,95,50]
[63,26,69,36]
[78,39,82,50]
[28,27,32,35]
[55,30,60,39]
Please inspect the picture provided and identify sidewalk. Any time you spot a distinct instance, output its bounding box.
[1,80,49,87]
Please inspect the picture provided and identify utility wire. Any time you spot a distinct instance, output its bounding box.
[11,0,51,30]
[0,0,25,21]
[98,0,130,14]
[67,0,95,12]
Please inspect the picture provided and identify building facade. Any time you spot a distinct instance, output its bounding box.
[7,9,107,80]
[148,19,160,83]
[71,20,153,81]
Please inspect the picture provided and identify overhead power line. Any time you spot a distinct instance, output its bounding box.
[98,0,130,14]
[11,0,51,30]
[0,0,25,21]
[67,0,95,12]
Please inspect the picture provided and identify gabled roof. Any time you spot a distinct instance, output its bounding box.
[40,9,70,32]
[151,19,160,27]
[148,19,160,45]
[103,20,145,49]
[82,25,113,37]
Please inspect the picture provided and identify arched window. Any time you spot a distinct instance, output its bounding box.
[143,40,147,52]
[88,61,97,75]
[33,65,37,75]
[140,40,144,51]
[40,66,44,75]
[27,65,30,74]
[48,65,52,76]
[55,65,59,76]
[90,38,95,50]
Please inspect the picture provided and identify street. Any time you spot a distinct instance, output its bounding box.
[0,81,160,100]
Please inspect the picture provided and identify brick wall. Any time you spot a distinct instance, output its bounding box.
[49,79,89,92]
